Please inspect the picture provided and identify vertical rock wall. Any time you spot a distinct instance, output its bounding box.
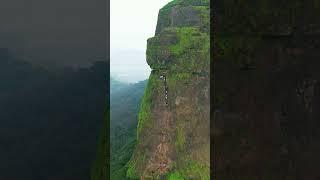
[127,0,210,179]
[214,1,320,179]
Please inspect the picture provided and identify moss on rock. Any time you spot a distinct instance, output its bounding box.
[128,0,210,178]
[136,73,156,139]
[147,27,209,72]
[156,0,210,34]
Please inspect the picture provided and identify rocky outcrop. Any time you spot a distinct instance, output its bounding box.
[127,0,210,179]
[214,1,320,179]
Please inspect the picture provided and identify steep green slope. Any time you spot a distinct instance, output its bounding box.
[127,0,210,179]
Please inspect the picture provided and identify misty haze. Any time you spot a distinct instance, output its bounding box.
[110,0,171,83]
[0,0,108,179]
[111,49,150,83]
[0,0,107,68]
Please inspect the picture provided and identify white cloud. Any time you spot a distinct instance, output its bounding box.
[110,0,172,82]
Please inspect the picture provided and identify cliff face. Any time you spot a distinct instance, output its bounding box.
[214,1,320,179]
[127,0,210,179]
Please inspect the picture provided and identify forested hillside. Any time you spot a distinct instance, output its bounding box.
[110,79,148,179]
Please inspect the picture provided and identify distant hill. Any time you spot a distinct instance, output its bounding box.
[110,77,129,94]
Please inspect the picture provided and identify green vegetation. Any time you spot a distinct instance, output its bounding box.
[169,27,202,55]
[169,27,209,72]
[111,138,137,179]
[109,79,148,179]
[175,125,186,150]
[182,160,210,180]
[126,150,146,179]
[129,0,210,178]
[192,6,210,31]
[161,0,209,11]
[126,74,160,179]
[156,0,209,34]
[147,27,209,72]
[136,75,155,139]
[168,171,185,180]
[126,161,136,178]
[167,72,193,86]
[167,160,210,180]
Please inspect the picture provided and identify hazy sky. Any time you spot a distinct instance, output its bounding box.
[111,0,172,83]
[0,0,107,68]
